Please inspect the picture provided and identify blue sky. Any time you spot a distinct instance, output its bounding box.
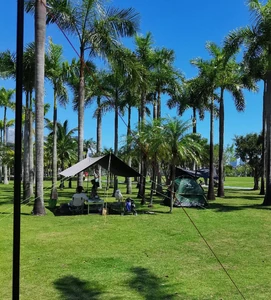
[0,0,263,149]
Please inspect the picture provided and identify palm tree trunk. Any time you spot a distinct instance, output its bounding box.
[3,106,8,184]
[153,94,157,119]
[207,98,215,200]
[0,128,2,183]
[156,92,163,195]
[253,165,260,190]
[33,0,46,215]
[29,92,34,195]
[113,91,119,196]
[192,106,197,134]
[149,159,156,206]
[77,46,85,187]
[169,155,177,213]
[217,89,225,197]
[157,90,161,119]
[138,154,147,204]
[23,92,30,203]
[126,105,132,194]
[140,92,146,123]
[51,89,58,201]
[96,96,102,189]
[263,72,271,205]
[97,96,102,154]
[260,80,266,195]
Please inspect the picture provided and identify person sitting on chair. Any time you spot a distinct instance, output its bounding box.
[60,186,88,215]
[70,185,89,206]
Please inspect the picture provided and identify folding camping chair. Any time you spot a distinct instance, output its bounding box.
[69,195,85,215]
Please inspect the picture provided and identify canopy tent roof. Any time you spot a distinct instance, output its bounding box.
[175,167,218,179]
[59,153,140,178]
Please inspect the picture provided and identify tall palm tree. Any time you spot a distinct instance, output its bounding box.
[151,47,183,119]
[0,44,37,201]
[45,37,68,201]
[98,47,146,194]
[85,70,108,157]
[189,59,220,201]
[128,121,157,204]
[224,0,271,202]
[134,32,153,123]
[26,0,140,187]
[133,33,155,198]
[99,71,126,194]
[202,42,256,197]
[33,0,46,215]
[139,118,164,206]
[161,117,204,213]
[149,47,183,195]
[0,88,15,184]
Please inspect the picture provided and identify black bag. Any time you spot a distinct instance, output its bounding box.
[59,203,71,215]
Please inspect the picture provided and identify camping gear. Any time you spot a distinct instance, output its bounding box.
[164,176,208,208]
[124,198,137,215]
[115,189,123,202]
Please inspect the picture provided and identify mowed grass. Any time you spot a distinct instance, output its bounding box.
[1,177,271,299]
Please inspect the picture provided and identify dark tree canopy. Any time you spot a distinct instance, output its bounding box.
[234,133,262,190]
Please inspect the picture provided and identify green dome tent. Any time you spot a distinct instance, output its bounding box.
[163,176,208,208]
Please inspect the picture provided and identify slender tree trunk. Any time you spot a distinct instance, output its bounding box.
[3,106,8,184]
[155,93,163,195]
[0,129,2,183]
[260,80,266,195]
[126,105,132,194]
[253,165,260,190]
[138,92,146,201]
[77,46,85,187]
[156,164,163,195]
[169,155,177,213]
[153,94,157,119]
[155,90,163,195]
[112,90,119,196]
[217,88,225,197]
[263,72,271,205]
[51,89,58,201]
[157,90,161,120]
[207,99,215,200]
[23,91,30,203]
[140,92,146,123]
[97,96,102,154]
[29,92,34,195]
[33,0,46,215]
[138,154,147,204]
[96,96,102,188]
[149,159,156,206]
[192,106,197,134]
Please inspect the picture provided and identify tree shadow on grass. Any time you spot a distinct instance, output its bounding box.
[54,275,104,300]
[0,212,30,215]
[128,266,179,299]
[208,202,271,212]
[0,200,14,206]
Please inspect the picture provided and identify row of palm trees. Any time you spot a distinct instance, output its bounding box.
[1,0,271,215]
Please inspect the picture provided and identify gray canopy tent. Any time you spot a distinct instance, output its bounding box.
[59,153,140,178]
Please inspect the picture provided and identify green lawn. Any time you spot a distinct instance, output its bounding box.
[1,177,271,299]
